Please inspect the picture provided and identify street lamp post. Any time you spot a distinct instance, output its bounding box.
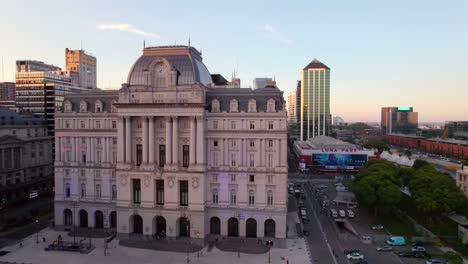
[35,219,39,244]
[266,240,273,264]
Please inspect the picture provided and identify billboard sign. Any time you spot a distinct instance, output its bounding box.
[312,154,367,168]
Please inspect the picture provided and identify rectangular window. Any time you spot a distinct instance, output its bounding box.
[156,180,164,205]
[268,140,273,147]
[97,151,102,163]
[212,174,218,182]
[81,138,86,144]
[159,145,166,167]
[96,120,101,129]
[249,140,255,147]
[231,121,236,129]
[112,121,117,129]
[267,175,273,184]
[112,138,117,145]
[230,174,236,182]
[212,190,218,204]
[267,154,273,168]
[213,121,218,129]
[65,120,70,128]
[65,184,71,198]
[267,192,273,206]
[182,145,189,167]
[81,152,87,163]
[132,179,141,204]
[180,181,188,206]
[249,121,255,130]
[249,154,255,167]
[112,152,117,163]
[136,144,142,166]
[230,190,237,205]
[231,139,236,147]
[112,185,117,200]
[97,138,101,145]
[212,154,218,166]
[249,191,255,205]
[268,121,274,130]
[249,175,255,182]
[231,153,236,167]
[80,120,85,128]
[213,140,218,147]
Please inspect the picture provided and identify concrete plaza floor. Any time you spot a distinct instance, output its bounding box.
[0,228,310,264]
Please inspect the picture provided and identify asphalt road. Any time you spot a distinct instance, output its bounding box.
[290,176,427,264]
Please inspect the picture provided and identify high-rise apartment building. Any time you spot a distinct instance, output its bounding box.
[287,90,297,123]
[295,80,301,125]
[15,60,89,135]
[381,107,418,134]
[300,59,331,140]
[65,48,97,89]
[54,46,288,246]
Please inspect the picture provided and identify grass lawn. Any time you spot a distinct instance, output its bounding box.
[377,213,420,236]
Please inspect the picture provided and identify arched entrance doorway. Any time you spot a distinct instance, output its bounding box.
[154,216,166,236]
[178,217,190,237]
[110,211,117,228]
[264,219,276,237]
[64,209,73,226]
[79,210,88,228]
[95,210,104,229]
[210,217,221,235]
[246,218,257,238]
[227,218,239,237]
[132,215,143,234]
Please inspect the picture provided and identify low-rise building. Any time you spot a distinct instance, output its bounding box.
[0,108,54,207]
[456,166,468,196]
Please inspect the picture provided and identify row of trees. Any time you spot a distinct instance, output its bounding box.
[351,159,466,221]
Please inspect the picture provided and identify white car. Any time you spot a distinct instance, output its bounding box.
[412,246,426,252]
[339,210,346,218]
[347,210,355,218]
[371,224,384,230]
[346,252,364,260]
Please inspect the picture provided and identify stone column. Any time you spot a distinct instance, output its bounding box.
[241,139,245,167]
[223,139,227,166]
[117,117,125,163]
[56,136,62,161]
[278,139,282,166]
[260,139,263,167]
[142,117,148,164]
[125,117,131,163]
[86,137,92,163]
[189,117,196,166]
[172,117,179,165]
[149,117,155,164]
[165,117,172,165]
[74,137,79,162]
[104,137,108,163]
[196,117,205,164]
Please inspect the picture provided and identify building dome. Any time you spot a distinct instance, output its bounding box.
[126,45,213,87]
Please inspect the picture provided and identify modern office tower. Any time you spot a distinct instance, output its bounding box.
[65,48,97,89]
[381,107,418,134]
[445,121,468,140]
[15,60,89,135]
[287,90,297,123]
[253,77,272,89]
[300,59,331,140]
[295,80,301,125]
[0,108,54,208]
[53,45,288,246]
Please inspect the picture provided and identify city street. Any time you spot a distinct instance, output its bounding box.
[289,174,428,264]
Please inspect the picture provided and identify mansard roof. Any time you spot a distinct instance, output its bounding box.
[62,89,118,113]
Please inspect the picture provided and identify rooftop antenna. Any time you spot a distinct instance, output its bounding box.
[188,36,191,47]
[143,40,146,49]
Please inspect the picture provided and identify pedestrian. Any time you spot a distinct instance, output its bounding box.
[19,242,23,248]
[42,237,46,243]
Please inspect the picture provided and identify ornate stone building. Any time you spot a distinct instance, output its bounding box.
[54,46,288,246]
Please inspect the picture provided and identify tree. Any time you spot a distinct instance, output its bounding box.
[363,139,389,153]
[412,159,431,170]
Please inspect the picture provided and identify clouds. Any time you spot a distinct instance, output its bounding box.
[96,23,160,38]
[261,24,293,44]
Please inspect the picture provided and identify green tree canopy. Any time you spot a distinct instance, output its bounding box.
[363,138,389,153]
[412,159,431,170]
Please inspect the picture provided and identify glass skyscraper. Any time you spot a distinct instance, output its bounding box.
[300,59,331,140]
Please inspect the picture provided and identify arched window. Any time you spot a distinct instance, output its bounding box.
[248,190,255,205]
[211,99,220,113]
[212,189,218,204]
[230,189,237,205]
[266,99,276,112]
[229,99,238,113]
[79,100,88,113]
[80,183,86,198]
[112,184,117,200]
[95,100,103,113]
[95,184,101,199]
[64,100,72,113]
[267,190,273,206]
[248,99,257,113]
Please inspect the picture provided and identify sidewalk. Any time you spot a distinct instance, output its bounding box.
[0,227,310,264]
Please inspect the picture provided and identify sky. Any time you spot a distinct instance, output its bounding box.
[1,0,467,122]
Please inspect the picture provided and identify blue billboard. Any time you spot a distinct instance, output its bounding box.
[312,154,368,168]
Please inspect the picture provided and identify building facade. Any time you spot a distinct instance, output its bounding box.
[381,107,418,135]
[300,59,331,140]
[53,46,288,246]
[0,82,16,101]
[446,121,468,140]
[457,166,468,197]
[65,48,97,89]
[287,90,297,124]
[0,108,54,207]
[15,62,89,135]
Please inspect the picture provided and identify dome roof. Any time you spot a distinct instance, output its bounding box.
[126,45,213,86]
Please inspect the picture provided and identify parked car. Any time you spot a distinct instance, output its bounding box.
[426,258,444,264]
[412,246,426,252]
[399,251,414,258]
[344,249,360,255]
[301,216,310,224]
[376,245,393,251]
[339,210,346,218]
[346,252,364,260]
[288,187,294,194]
[386,236,406,246]
[347,210,355,218]
[413,252,425,258]
[330,209,338,218]
[371,224,384,230]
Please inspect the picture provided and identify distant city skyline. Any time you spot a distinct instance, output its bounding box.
[1,0,467,122]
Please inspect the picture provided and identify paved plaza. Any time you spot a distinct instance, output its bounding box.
[0,227,309,264]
